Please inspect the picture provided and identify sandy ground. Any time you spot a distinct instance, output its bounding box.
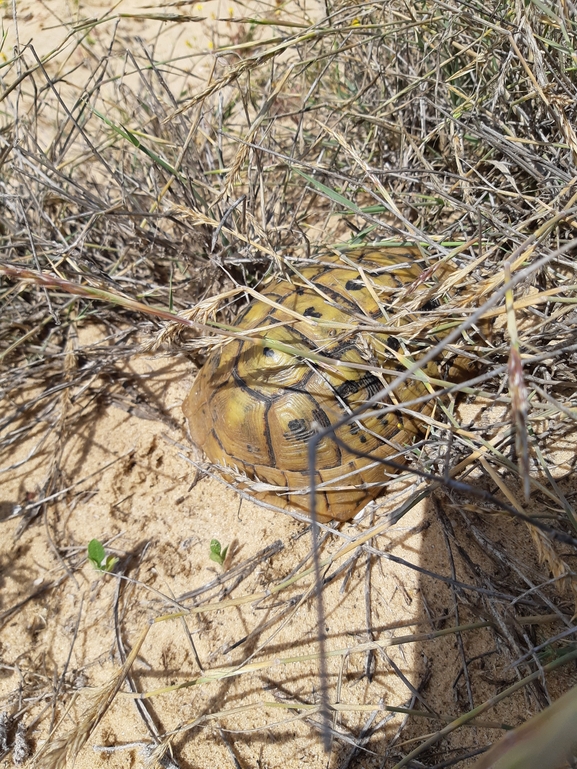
[2,0,299,62]
[0,321,432,768]
[1,3,577,769]
[3,325,574,768]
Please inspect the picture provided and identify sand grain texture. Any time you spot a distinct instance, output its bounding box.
[2,2,577,768]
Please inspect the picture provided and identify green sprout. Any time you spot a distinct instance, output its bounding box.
[87,539,119,573]
[209,539,229,567]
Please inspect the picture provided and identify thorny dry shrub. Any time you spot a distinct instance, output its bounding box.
[1,1,577,768]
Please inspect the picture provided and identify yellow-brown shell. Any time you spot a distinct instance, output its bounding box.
[183,246,450,521]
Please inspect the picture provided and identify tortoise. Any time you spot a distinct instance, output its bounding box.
[183,245,465,522]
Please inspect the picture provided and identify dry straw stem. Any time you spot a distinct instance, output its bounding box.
[33,625,150,769]
[2,262,466,380]
[2,0,577,767]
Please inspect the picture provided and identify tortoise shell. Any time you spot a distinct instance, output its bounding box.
[183,246,453,521]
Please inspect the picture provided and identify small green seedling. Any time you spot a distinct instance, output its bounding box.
[209,539,229,567]
[87,539,119,573]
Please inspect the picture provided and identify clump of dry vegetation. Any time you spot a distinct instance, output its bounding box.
[1,1,577,767]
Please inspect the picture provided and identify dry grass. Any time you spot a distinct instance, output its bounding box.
[1,1,577,767]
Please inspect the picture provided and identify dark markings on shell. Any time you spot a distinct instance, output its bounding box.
[336,373,382,401]
[261,398,276,466]
[229,362,276,466]
[233,303,253,325]
[210,426,227,459]
[311,407,332,430]
[183,246,458,522]
[386,336,400,351]
[230,361,267,402]
[258,309,330,352]
[285,418,315,443]
[309,282,361,314]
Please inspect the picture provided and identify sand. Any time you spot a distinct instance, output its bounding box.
[1,3,576,768]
